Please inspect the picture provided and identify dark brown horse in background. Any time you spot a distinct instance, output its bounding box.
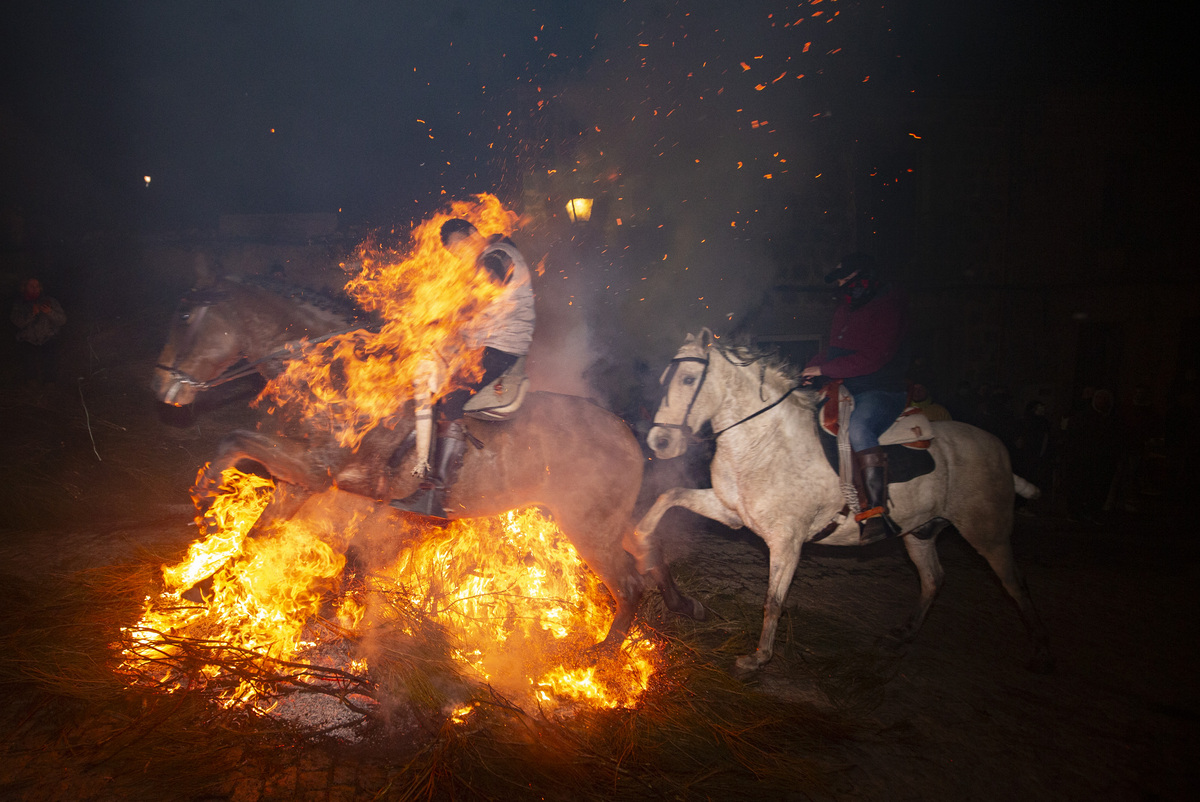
[152,274,365,407]
[152,277,704,644]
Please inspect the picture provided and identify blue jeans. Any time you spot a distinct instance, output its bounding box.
[848,389,908,451]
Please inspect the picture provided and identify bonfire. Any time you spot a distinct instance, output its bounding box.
[120,466,658,733]
[118,196,659,736]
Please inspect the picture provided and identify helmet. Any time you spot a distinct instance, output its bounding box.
[825,254,880,308]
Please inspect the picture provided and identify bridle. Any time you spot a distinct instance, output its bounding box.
[656,346,801,442]
[155,295,227,391]
[155,291,369,393]
[655,354,711,441]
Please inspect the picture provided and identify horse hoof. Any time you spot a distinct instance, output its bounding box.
[733,652,767,675]
[587,638,622,662]
[690,598,707,621]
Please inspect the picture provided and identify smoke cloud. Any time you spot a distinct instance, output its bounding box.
[502,0,857,408]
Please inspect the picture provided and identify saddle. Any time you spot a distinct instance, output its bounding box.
[463,356,531,421]
[816,380,937,487]
[818,380,934,448]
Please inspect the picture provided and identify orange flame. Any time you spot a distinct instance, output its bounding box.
[259,194,520,450]
[125,467,347,704]
[122,469,657,714]
[162,465,275,593]
[380,507,657,709]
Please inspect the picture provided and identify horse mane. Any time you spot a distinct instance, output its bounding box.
[225,274,368,322]
[711,335,819,411]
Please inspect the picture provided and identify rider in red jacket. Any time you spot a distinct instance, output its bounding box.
[801,254,911,545]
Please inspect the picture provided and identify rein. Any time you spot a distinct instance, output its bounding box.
[711,384,800,438]
[658,348,801,442]
[158,279,377,392]
[157,317,371,391]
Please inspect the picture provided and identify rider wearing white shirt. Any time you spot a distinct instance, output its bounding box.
[391,218,535,520]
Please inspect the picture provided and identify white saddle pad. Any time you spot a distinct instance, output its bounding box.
[878,409,935,447]
[464,356,530,421]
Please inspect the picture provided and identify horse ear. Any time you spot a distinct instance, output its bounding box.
[699,327,714,348]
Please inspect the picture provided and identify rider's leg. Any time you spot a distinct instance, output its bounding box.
[848,389,908,545]
[390,419,466,519]
[389,348,519,520]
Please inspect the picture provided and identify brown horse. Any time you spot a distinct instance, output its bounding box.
[152,278,704,644]
[152,275,365,407]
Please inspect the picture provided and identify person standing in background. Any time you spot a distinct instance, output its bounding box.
[11,277,66,387]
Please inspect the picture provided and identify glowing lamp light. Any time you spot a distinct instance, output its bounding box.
[143,175,152,187]
[565,197,593,223]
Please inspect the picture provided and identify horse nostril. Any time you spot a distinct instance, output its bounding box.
[654,437,669,452]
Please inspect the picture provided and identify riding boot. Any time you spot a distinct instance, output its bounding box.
[855,447,903,545]
[390,421,467,520]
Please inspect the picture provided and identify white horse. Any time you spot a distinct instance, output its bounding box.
[633,329,1053,674]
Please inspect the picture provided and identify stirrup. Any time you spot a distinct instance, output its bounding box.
[389,485,448,520]
[856,506,901,545]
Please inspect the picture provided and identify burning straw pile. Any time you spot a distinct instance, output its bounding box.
[116,466,659,733]
[1,464,870,799]
[1,566,860,801]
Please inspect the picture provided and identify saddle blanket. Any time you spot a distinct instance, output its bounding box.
[818,381,934,448]
[463,356,531,421]
[817,381,936,485]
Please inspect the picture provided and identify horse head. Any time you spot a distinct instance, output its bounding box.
[647,329,718,459]
[152,283,245,406]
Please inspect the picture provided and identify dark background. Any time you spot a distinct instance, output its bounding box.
[1,6,1197,797]
[2,0,1195,418]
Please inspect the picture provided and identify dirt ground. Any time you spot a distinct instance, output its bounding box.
[1,305,1198,800]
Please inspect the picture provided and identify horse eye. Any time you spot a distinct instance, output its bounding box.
[682,376,696,386]
[180,313,191,322]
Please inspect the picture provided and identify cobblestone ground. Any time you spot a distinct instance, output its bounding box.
[2,364,1197,799]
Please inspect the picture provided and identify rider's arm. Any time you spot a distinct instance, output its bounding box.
[411,358,444,476]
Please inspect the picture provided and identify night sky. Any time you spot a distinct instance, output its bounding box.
[5,1,1170,228]
[1,0,1185,361]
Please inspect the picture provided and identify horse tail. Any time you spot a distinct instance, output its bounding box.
[1013,474,1041,500]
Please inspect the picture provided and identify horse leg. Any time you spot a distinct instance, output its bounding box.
[631,487,739,623]
[181,432,328,601]
[891,530,947,644]
[551,505,646,648]
[735,534,802,674]
[970,537,1055,673]
[572,545,644,648]
[632,487,744,572]
[205,430,333,490]
[249,481,312,536]
[646,563,706,621]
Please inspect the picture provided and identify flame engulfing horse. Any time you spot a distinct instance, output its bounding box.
[151,277,704,645]
[634,330,1052,673]
[152,274,364,408]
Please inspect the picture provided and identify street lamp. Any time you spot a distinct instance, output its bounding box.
[565,197,593,223]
